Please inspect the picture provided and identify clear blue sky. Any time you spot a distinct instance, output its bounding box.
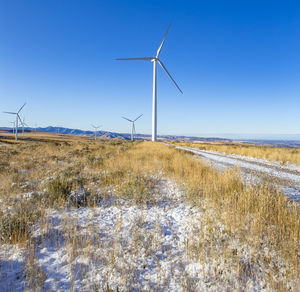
[1,0,300,138]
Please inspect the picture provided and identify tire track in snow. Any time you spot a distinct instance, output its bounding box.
[170,144,300,203]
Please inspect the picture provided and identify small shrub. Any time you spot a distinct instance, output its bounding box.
[86,154,103,167]
[115,174,157,203]
[0,161,10,173]
[0,200,41,243]
[45,177,72,204]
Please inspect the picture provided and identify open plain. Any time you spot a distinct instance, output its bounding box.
[0,132,299,291]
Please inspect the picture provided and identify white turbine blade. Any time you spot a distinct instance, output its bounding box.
[18,102,26,114]
[17,114,22,124]
[116,57,154,61]
[156,22,172,58]
[134,114,143,122]
[3,111,17,115]
[122,116,133,122]
[157,60,183,94]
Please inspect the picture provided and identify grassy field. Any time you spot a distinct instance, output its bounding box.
[176,141,300,166]
[0,133,299,290]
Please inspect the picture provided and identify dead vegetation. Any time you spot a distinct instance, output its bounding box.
[0,135,299,290]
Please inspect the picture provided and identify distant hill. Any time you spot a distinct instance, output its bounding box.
[0,126,232,143]
[37,126,127,139]
[2,126,300,147]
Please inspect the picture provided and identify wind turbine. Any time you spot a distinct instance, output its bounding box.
[117,23,182,141]
[91,125,101,141]
[122,114,143,141]
[21,117,29,137]
[10,121,15,135]
[3,103,26,141]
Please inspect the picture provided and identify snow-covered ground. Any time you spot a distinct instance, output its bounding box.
[173,145,300,203]
[0,178,288,291]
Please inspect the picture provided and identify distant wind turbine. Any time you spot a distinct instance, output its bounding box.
[3,103,26,141]
[91,125,101,141]
[117,23,182,141]
[122,114,143,141]
[10,121,15,135]
[21,117,29,137]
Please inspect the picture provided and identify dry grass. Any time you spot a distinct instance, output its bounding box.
[106,142,300,285]
[0,134,299,289]
[0,137,133,242]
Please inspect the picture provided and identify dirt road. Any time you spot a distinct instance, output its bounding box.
[171,144,300,203]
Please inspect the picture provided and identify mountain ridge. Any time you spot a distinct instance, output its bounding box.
[0,126,232,142]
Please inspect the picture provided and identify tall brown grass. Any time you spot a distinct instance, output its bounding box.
[108,141,300,285]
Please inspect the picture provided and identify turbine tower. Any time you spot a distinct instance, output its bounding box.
[117,23,182,141]
[122,114,143,140]
[91,125,101,141]
[3,103,26,141]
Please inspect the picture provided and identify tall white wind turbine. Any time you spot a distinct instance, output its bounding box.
[91,125,101,141]
[3,103,26,141]
[122,114,143,140]
[117,23,182,141]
